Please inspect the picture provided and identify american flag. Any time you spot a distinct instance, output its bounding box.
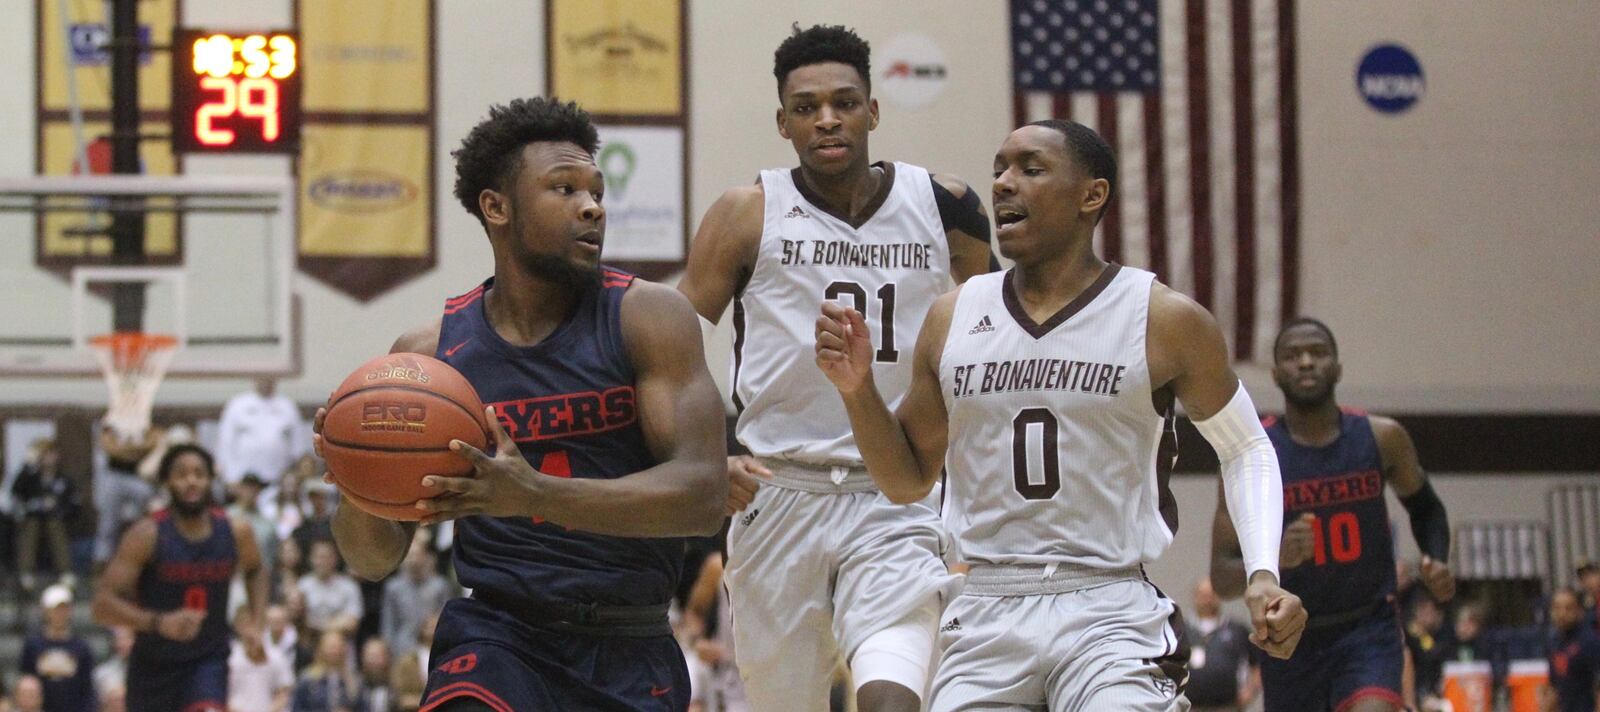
[1011,0,1300,361]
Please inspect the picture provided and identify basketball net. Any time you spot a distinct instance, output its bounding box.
[90,333,179,443]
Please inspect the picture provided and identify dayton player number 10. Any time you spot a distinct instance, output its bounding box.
[171,29,302,153]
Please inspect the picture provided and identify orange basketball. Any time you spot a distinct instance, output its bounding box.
[322,353,491,521]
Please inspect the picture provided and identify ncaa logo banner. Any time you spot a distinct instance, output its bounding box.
[1357,44,1424,114]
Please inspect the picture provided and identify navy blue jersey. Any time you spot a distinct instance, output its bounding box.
[130,508,237,664]
[436,271,681,609]
[1268,409,1396,618]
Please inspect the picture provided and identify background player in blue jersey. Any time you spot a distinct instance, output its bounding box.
[1211,318,1456,712]
[320,97,728,712]
[92,444,267,712]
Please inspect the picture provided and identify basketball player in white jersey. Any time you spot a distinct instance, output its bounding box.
[676,24,994,712]
[816,119,1308,711]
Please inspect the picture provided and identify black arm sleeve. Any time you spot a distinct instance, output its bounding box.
[930,177,991,243]
[1399,480,1450,561]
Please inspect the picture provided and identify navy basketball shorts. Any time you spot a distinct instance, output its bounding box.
[421,596,691,712]
[126,654,227,712]
[1260,608,1404,712]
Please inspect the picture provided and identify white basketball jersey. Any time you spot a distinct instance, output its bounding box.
[939,265,1178,568]
[734,162,955,465]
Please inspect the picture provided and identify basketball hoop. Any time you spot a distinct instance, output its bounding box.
[90,332,179,442]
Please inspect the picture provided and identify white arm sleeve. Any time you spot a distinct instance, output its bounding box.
[1192,382,1282,582]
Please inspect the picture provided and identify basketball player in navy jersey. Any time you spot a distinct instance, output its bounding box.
[816,120,1306,711]
[1210,318,1456,712]
[93,443,267,712]
[677,25,993,712]
[319,97,727,712]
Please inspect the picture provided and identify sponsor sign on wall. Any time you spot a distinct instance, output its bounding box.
[1357,43,1424,115]
[878,33,949,110]
[295,0,435,301]
[594,125,685,261]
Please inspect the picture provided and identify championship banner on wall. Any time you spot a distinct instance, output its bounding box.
[548,0,689,278]
[34,0,179,270]
[295,0,435,302]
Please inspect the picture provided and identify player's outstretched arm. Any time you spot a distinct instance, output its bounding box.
[676,184,763,324]
[418,283,728,536]
[1151,283,1304,658]
[323,323,431,581]
[816,290,955,504]
[1375,415,1455,602]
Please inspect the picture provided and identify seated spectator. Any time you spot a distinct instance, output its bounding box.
[1578,561,1600,633]
[229,473,278,574]
[20,584,96,712]
[291,630,358,712]
[274,537,304,604]
[1542,587,1600,712]
[283,589,317,671]
[290,481,335,557]
[13,439,77,591]
[90,627,131,701]
[16,675,45,712]
[380,538,451,655]
[297,540,362,638]
[263,604,299,670]
[1448,603,1492,662]
[1405,593,1451,706]
[228,610,293,712]
[356,638,393,712]
[96,684,122,712]
[1183,577,1258,712]
[391,613,437,712]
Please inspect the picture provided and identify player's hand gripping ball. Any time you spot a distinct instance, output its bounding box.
[320,353,491,520]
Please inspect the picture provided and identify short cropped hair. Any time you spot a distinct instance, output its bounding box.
[451,98,599,226]
[1025,119,1117,222]
[1274,317,1339,358]
[774,24,872,98]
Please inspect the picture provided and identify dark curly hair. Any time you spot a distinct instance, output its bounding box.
[773,24,871,98]
[156,443,214,482]
[1027,119,1118,224]
[451,97,599,226]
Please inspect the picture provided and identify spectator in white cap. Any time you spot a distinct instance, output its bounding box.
[20,584,97,712]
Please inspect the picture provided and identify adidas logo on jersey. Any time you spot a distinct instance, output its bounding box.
[940,617,961,632]
[968,315,995,335]
[784,205,811,219]
[739,508,761,526]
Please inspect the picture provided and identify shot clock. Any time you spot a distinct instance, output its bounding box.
[171,29,302,153]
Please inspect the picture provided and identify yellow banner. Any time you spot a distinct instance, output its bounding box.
[550,0,683,116]
[38,121,178,260]
[38,0,175,112]
[298,124,430,258]
[300,0,430,114]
